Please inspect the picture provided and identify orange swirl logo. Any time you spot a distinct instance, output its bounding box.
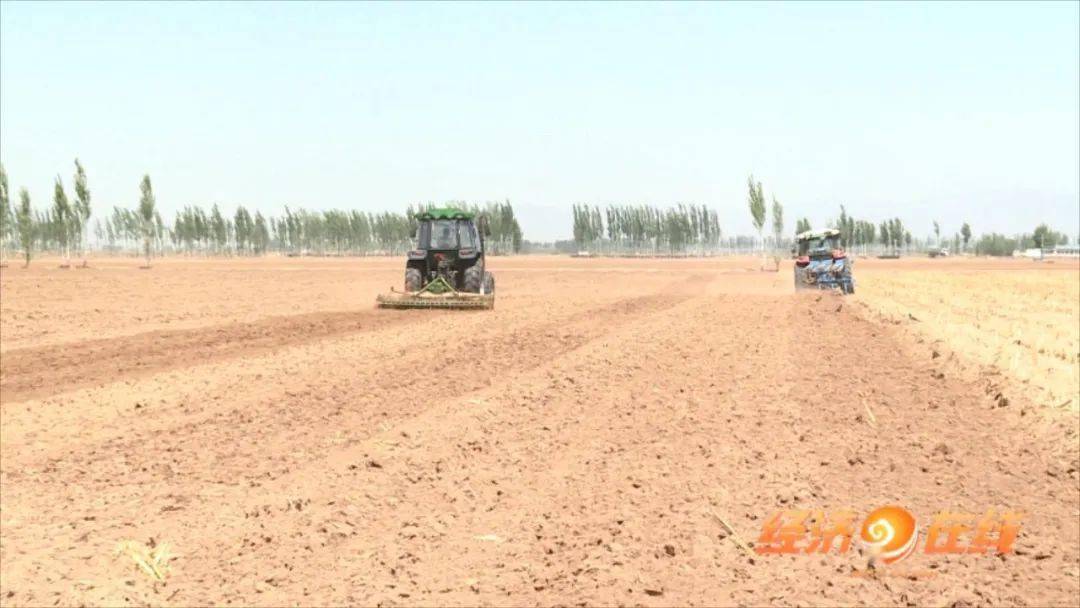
[859,506,918,564]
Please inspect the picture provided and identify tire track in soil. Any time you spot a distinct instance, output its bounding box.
[0,310,429,405]
[0,273,709,406]
[1,274,706,478]
[170,293,1077,608]
[0,288,708,607]
[4,291,696,488]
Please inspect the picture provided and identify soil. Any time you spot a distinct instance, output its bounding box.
[1,255,1077,606]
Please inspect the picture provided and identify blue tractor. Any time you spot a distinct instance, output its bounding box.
[794,229,855,294]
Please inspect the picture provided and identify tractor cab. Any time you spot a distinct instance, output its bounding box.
[796,229,844,260]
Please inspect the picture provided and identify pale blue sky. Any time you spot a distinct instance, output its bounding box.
[2,1,1077,241]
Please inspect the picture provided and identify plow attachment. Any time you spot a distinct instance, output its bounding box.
[376,275,494,310]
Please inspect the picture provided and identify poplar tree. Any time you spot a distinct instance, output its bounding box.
[73,159,92,266]
[53,176,72,266]
[747,176,766,267]
[138,175,156,267]
[771,196,784,251]
[16,188,34,267]
[0,164,9,266]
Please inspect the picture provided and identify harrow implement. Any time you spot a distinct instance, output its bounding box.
[376,275,494,310]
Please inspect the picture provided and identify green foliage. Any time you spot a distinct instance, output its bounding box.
[960,222,972,250]
[138,175,156,264]
[795,217,811,235]
[16,188,34,266]
[973,233,1018,256]
[853,220,875,248]
[252,211,270,254]
[52,176,73,260]
[771,196,784,248]
[138,175,155,223]
[0,164,9,260]
[234,206,253,254]
[72,159,91,261]
[747,176,766,236]
[571,202,720,254]
[1031,223,1067,249]
[836,205,855,247]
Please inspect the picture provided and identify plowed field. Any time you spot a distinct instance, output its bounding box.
[1,256,1077,606]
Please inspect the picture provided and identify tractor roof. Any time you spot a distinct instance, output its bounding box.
[796,228,841,242]
[417,207,474,221]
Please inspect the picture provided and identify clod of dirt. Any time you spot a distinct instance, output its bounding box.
[932,443,951,456]
[932,350,941,359]
[663,544,676,557]
[644,588,664,596]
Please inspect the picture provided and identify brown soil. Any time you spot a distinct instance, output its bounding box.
[1,256,1077,606]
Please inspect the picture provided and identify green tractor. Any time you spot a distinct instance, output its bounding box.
[376,208,495,310]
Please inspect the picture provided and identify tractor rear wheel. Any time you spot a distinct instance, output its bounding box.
[463,266,483,293]
[405,268,422,292]
[483,272,495,295]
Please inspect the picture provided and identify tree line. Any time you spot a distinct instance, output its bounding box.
[571,203,722,254]
[1,162,1072,266]
[0,162,525,266]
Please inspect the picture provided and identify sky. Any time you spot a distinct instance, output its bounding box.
[1,1,1078,242]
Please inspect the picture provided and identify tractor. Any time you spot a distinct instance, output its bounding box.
[376,207,495,310]
[793,229,855,294]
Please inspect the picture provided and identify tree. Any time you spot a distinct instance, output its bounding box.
[1031,223,1057,250]
[837,205,855,248]
[795,217,811,234]
[933,220,941,247]
[771,196,784,254]
[0,163,9,266]
[209,204,228,253]
[974,233,1018,256]
[138,175,156,267]
[73,159,91,266]
[16,188,34,267]
[960,223,972,252]
[53,176,72,266]
[747,176,766,265]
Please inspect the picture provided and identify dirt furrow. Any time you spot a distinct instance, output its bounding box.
[0,309,430,404]
[0,289,704,607]
[116,294,1076,607]
[1,258,1075,608]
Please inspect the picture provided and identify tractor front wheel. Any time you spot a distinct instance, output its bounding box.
[405,268,422,292]
[483,272,495,296]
